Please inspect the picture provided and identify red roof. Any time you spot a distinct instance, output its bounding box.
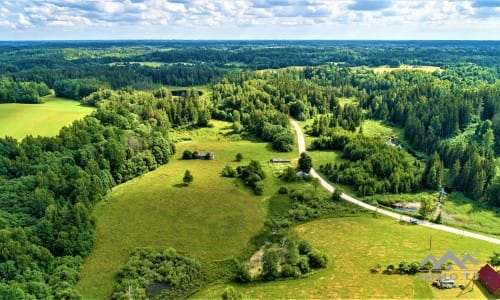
[478,264,500,293]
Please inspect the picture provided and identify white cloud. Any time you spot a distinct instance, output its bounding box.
[18,13,32,27]
[0,0,497,39]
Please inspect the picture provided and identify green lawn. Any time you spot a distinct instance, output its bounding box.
[76,121,299,299]
[195,215,498,299]
[0,95,93,140]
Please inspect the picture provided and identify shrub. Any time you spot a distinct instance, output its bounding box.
[297,256,310,274]
[221,286,242,300]
[308,251,328,269]
[254,182,264,195]
[262,250,279,281]
[280,264,301,278]
[298,240,313,255]
[221,165,237,177]
[182,150,193,159]
[235,153,243,162]
[278,186,289,194]
[234,262,251,283]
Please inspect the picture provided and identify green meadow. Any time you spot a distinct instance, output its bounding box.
[195,215,498,299]
[0,95,93,140]
[352,65,443,74]
[76,121,298,299]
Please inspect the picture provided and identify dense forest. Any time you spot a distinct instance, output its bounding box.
[0,41,499,298]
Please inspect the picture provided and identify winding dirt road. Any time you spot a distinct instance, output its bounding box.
[290,118,500,245]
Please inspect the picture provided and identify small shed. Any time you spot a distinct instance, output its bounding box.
[270,158,291,163]
[198,151,215,160]
[478,264,500,296]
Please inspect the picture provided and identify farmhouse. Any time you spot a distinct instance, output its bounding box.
[270,158,291,163]
[477,264,500,296]
[198,151,215,160]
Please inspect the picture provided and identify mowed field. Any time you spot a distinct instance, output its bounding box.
[0,95,93,140]
[195,215,498,299]
[77,121,298,299]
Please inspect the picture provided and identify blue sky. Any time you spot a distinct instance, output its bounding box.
[0,0,498,40]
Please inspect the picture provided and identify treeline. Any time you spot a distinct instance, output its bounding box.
[0,76,50,104]
[1,41,498,103]
[0,87,214,298]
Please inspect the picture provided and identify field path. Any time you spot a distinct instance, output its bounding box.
[290,118,500,245]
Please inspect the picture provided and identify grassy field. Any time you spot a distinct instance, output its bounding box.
[76,120,300,299]
[441,192,500,236]
[352,65,443,74]
[0,95,93,140]
[195,215,498,299]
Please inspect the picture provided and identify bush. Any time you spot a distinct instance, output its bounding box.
[221,286,242,300]
[298,240,313,255]
[221,165,237,177]
[308,250,328,269]
[262,250,279,281]
[332,189,343,201]
[254,182,264,195]
[297,256,310,274]
[280,264,301,278]
[234,262,251,283]
[278,186,288,194]
[182,150,193,159]
[235,153,243,162]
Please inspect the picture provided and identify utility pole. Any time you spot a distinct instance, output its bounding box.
[429,236,432,250]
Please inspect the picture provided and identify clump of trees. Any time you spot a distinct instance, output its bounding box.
[112,248,205,299]
[236,160,266,195]
[319,134,421,197]
[236,238,328,283]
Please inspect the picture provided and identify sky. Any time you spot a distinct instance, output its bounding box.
[0,0,498,40]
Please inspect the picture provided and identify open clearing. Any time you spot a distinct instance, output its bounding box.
[0,95,93,140]
[77,121,298,299]
[195,215,498,299]
[352,65,443,74]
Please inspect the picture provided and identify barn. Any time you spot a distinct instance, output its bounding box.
[477,264,500,296]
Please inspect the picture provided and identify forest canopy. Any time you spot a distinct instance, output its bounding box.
[0,40,499,298]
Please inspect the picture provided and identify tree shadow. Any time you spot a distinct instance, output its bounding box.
[173,183,187,188]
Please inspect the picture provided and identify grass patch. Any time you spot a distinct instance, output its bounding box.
[0,95,93,140]
[77,120,300,299]
[441,192,500,236]
[194,215,497,299]
[353,65,443,74]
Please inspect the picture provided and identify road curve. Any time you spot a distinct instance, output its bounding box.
[290,118,500,245]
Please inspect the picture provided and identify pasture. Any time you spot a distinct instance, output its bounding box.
[76,120,299,299]
[195,215,498,299]
[0,95,93,140]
